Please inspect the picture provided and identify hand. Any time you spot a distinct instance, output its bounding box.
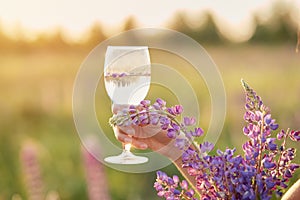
[282,179,300,200]
[112,104,183,161]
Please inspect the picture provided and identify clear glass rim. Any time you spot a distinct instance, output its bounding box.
[107,45,148,49]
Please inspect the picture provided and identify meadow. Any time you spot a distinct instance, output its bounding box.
[0,43,299,199]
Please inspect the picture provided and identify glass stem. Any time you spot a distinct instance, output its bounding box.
[124,143,131,152]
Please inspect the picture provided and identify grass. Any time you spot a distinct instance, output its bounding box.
[0,44,299,199]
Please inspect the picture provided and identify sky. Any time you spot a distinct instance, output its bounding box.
[0,0,299,41]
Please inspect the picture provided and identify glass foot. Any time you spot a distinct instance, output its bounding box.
[104,150,148,164]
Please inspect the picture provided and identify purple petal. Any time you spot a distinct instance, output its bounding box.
[277,130,285,140]
[174,105,183,115]
[167,129,177,139]
[263,160,276,169]
[264,114,272,125]
[173,189,181,195]
[289,163,300,171]
[156,98,166,107]
[289,130,300,141]
[171,122,180,131]
[183,117,196,126]
[173,175,179,183]
[200,141,214,153]
[270,123,279,130]
[193,128,204,137]
[150,116,159,125]
[112,73,118,78]
[140,100,150,107]
[284,169,293,178]
[167,107,175,115]
[243,126,250,135]
[180,180,188,190]
[152,102,161,110]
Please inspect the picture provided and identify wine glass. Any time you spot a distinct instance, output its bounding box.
[103,46,151,164]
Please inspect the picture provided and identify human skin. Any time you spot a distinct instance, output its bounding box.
[112,104,198,190]
[282,179,300,200]
[112,104,299,199]
[113,124,198,192]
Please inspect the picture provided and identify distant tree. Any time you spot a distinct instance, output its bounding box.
[192,12,225,44]
[250,1,298,44]
[168,11,224,44]
[122,16,137,31]
[50,28,69,49]
[31,28,69,51]
[86,22,106,47]
[168,12,191,32]
[0,22,31,52]
[0,23,12,51]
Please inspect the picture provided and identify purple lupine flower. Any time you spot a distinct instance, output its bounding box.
[193,128,204,137]
[266,138,277,151]
[160,116,171,130]
[171,122,180,132]
[111,73,118,78]
[140,99,151,108]
[150,112,160,125]
[183,117,196,126]
[289,163,300,171]
[154,171,197,200]
[20,141,45,200]
[200,141,214,153]
[167,107,176,115]
[167,129,177,139]
[119,72,127,77]
[277,129,285,140]
[82,145,111,200]
[174,105,183,115]
[156,98,166,107]
[289,130,300,141]
[270,123,279,131]
[262,158,276,169]
[243,126,250,135]
[173,175,179,183]
[109,82,300,200]
[168,105,184,115]
[284,169,293,178]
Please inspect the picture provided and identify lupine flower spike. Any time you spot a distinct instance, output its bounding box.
[20,140,45,200]
[82,139,111,200]
[110,81,300,200]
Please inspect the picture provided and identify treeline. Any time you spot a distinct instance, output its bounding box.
[0,15,138,52]
[169,2,298,45]
[0,2,298,52]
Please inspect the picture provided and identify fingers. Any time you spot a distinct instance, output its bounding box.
[114,127,148,150]
[131,139,148,150]
[135,124,161,138]
[114,127,132,143]
[118,126,135,136]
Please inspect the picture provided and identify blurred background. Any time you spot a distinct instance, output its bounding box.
[0,0,300,199]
